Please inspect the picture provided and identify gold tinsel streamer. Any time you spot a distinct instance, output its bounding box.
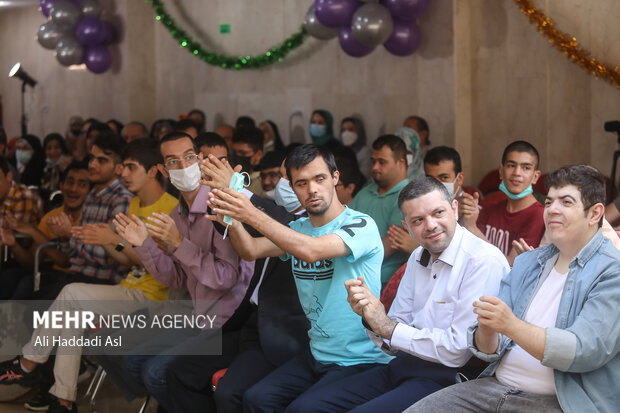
[514,0,620,89]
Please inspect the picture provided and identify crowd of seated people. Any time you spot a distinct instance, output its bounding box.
[0,109,617,413]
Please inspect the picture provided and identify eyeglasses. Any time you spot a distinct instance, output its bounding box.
[165,154,198,169]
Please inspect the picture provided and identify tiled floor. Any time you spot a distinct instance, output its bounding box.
[0,371,158,413]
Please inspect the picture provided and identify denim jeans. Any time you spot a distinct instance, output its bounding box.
[404,376,562,413]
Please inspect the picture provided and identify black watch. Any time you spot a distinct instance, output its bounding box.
[115,239,127,251]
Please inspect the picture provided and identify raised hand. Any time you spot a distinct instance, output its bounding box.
[145,212,183,249]
[72,223,119,246]
[200,154,236,189]
[387,225,418,254]
[207,188,255,224]
[459,192,480,228]
[46,212,73,239]
[114,213,148,247]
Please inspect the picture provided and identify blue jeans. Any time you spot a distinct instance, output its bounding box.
[123,354,177,411]
[404,376,562,413]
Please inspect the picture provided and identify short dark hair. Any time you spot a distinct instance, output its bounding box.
[424,146,462,174]
[122,138,163,172]
[502,140,540,169]
[235,116,256,130]
[233,126,264,153]
[93,132,127,164]
[124,121,148,136]
[406,115,430,145]
[545,165,606,227]
[195,132,228,152]
[174,118,198,133]
[372,135,407,164]
[159,131,198,153]
[60,160,89,183]
[43,133,69,155]
[336,156,364,198]
[398,177,451,212]
[87,121,111,137]
[285,144,337,182]
[107,119,124,133]
[259,150,285,171]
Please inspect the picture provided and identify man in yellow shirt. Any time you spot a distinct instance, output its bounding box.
[0,139,178,413]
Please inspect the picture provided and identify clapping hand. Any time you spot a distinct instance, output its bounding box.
[114,213,148,247]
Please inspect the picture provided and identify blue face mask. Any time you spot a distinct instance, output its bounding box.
[274,178,301,212]
[309,124,326,139]
[499,180,533,200]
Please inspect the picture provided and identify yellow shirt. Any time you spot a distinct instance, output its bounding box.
[120,192,178,301]
[37,206,80,272]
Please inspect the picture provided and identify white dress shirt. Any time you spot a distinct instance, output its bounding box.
[369,224,510,367]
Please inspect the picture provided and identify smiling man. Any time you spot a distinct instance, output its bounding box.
[207,144,392,412]
[461,141,545,264]
[289,177,508,413]
[406,165,620,413]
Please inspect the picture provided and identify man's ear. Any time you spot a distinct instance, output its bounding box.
[157,164,169,179]
[531,170,542,185]
[498,165,504,181]
[332,170,340,186]
[251,150,263,166]
[589,203,605,227]
[114,162,124,176]
[147,165,158,179]
[6,171,12,183]
[456,172,464,187]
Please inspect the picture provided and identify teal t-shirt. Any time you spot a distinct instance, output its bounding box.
[283,207,393,366]
[350,179,409,284]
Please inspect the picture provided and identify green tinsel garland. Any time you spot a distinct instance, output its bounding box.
[147,0,308,70]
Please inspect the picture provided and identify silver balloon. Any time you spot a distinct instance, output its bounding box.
[50,1,82,30]
[351,3,394,47]
[37,21,67,50]
[303,4,338,40]
[80,0,102,18]
[56,35,84,66]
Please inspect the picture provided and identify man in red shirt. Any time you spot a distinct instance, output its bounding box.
[460,141,545,264]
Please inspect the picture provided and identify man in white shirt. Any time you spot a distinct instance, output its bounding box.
[286,177,509,413]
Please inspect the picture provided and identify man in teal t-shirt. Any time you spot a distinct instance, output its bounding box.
[351,135,409,284]
[207,144,392,412]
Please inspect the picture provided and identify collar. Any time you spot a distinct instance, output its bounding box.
[416,224,463,268]
[370,179,409,197]
[535,229,604,268]
[179,185,210,216]
[93,179,122,199]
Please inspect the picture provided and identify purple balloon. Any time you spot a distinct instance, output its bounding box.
[383,0,431,21]
[315,0,362,28]
[339,26,374,57]
[84,45,111,74]
[100,21,117,45]
[40,0,61,18]
[383,20,421,56]
[76,17,105,46]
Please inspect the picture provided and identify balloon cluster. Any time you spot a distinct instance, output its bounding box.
[304,0,430,57]
[37,0,117,73]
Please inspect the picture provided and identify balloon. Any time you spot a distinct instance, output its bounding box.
[351,3,394,47]
[383,0,431,21]
[339,26,374,57]
[76,16,104,46]
[383,20,421,56]
[37,21,67,50]
[304,5,338,40]
[40,0,60,18]
[84,45,111,73]
[80,0,102,18]
[50,1,82,30]
[314,0,362,28]
[56,35,84,66]
[99,21,117,45]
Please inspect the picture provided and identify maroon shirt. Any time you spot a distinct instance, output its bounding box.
[477,199,545,255]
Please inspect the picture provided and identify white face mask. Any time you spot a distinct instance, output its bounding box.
[168,162,201,192]
[441,176,460,200]
[341,130,357,146]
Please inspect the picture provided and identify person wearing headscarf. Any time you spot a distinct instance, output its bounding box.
[14,134,46,187]
[339,116,371,178]
[259,120,285,153]
[394,126,422,180]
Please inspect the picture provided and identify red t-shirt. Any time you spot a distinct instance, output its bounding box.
[477,199,545,255]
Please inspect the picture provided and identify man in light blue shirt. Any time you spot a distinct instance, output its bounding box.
[406,165,620,413]
[350,135,409,284]
[207,144,391,412]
